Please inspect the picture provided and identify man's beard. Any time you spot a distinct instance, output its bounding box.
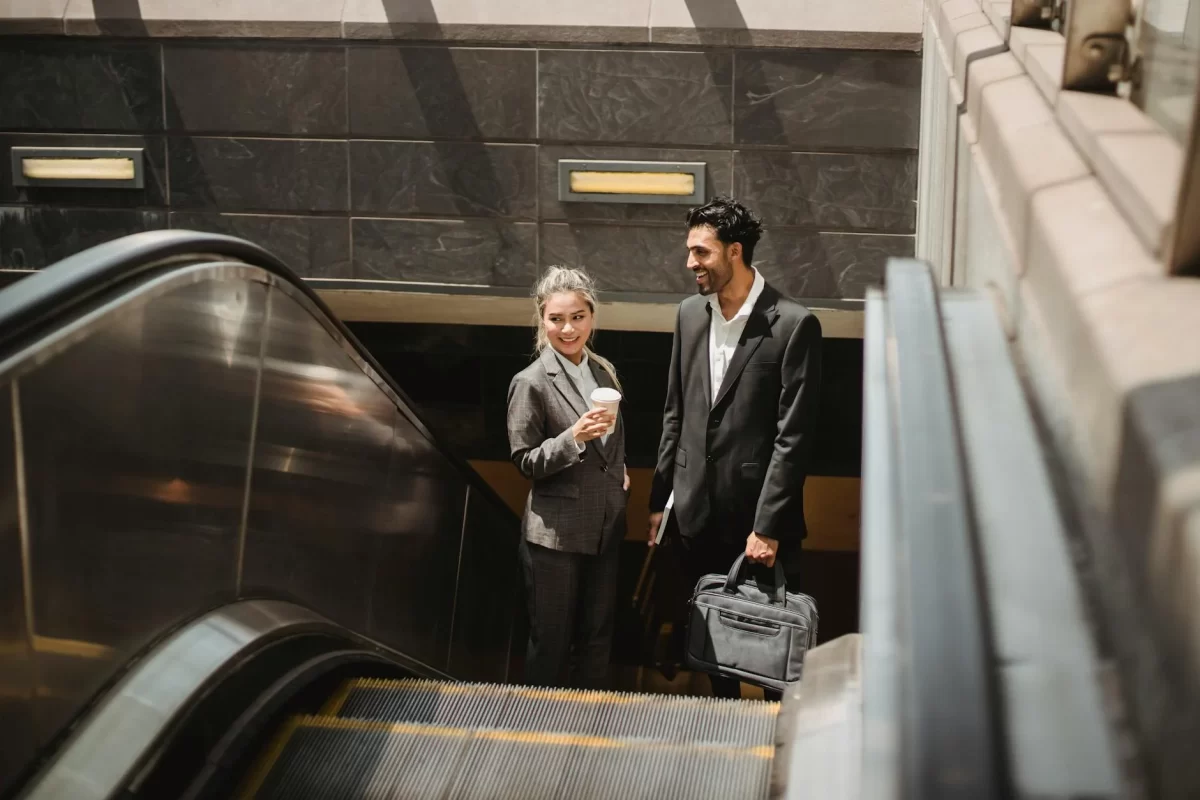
[695,263,729,296]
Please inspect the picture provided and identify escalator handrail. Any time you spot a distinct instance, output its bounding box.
[0,229,516,521]
[868,259,1008,799]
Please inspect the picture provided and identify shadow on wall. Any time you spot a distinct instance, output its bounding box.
[683,0,787,146]
[87,0,218,216]
[84,0,508,284]
[363,0,513,283]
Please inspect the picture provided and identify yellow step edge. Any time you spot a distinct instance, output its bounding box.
[291,714,774,760]
[316,679,356,717]
[236,715,304,800]
[335,677,779,715]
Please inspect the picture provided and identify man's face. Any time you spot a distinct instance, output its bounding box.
[686,225,736,296]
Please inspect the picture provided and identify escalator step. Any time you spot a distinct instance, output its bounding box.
[240,715,772,800]
[324,678,778,746]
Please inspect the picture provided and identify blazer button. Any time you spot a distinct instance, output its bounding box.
[706,455,714,463]
[601,465,608,472]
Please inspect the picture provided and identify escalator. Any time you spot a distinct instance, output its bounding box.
[0,234,1125,799]
[0,231,792,800]
[239,679,776,798]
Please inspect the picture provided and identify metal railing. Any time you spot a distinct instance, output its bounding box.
[860,259,1007,800]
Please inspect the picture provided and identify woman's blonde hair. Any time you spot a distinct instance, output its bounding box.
[533,265,621,392]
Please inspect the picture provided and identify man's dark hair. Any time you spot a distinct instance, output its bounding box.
[686,196,764,266]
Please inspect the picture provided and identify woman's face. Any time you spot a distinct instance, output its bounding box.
[542,292,593,362]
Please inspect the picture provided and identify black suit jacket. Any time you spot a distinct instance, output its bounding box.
[650,281,822,545]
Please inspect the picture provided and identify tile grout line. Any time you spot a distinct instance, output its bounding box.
[345,37,353,273]
[730,49,736,148]
[161,42,170,218]
[536,46,542,270]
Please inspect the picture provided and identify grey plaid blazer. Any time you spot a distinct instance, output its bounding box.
[507,347,628,555]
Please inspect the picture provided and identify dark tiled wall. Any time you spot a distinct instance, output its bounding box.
[0,38,918,299]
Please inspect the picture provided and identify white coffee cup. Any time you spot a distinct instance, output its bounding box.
[590,387,621,433]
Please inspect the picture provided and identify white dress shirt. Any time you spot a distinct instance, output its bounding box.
[708,268,765,403]
[554,349,609,447]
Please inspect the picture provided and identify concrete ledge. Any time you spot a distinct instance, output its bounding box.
[977,76,1090,270]
[955,138,1020,332]
[1022,178,1161,494]
[952,23,1004,92]
[1090,131,1182,258]
[2,0,923,47]
[1022,38,1065,106]
[965,52,1024,127]
[0,0,68,33]
[343,0,650,44]
[316,286,867,338]
[648,27,921,50]
[935,0,989,57]
[63,0,344,37]
[984,0,1010,38]
[1055,92,1181,261]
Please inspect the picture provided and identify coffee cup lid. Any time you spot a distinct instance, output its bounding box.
[590,387,621,403]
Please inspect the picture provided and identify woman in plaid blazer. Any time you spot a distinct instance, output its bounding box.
[506,266,629,688]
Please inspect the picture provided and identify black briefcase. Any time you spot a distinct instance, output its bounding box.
[685,555,819,692]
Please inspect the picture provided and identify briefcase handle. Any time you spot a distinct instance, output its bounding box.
[723,554,786,605]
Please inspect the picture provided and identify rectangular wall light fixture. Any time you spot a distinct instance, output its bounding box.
[11,147,144,189]
[558,160,705,205]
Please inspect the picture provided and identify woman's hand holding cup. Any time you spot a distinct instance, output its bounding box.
[572,408,613,443]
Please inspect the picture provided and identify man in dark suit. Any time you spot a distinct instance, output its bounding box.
[648,197,822,699]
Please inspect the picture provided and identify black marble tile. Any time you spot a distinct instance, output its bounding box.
[822,232,914,298]
[164,44,346,136]
[170,212,351,278]
[755,230,913,300]
[735,51,921,150]
[169,137,348,212]
[539,144,733,224]
[1,133,167,209]
[539,50,733,146]
[753,230,838,300]
[351,141,537,219]
[0,206,167,269]
[349,46,536,140]
[352,218,537,286]
[734,151,917,233]
[540,223,693,294]
[0,40,162,131]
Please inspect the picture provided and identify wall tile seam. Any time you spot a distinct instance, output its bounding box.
[0,203,917,232]
[0,31,925,61]
[24,21,925,50]
[12,132,922,154]
[19,142,916,173]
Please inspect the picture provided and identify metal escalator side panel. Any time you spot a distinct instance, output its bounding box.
[0,385,37,796]
[0,249,521,796]
[6,265,268,772]
[19,601,334,800]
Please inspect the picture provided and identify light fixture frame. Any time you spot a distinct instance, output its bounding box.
[11,146,145,189]
[557,159,706,205]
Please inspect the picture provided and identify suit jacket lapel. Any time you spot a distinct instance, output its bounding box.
[712,287,781,409]
[700,303,714,409]
[541,348,589,417]
[541,348,610,466]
